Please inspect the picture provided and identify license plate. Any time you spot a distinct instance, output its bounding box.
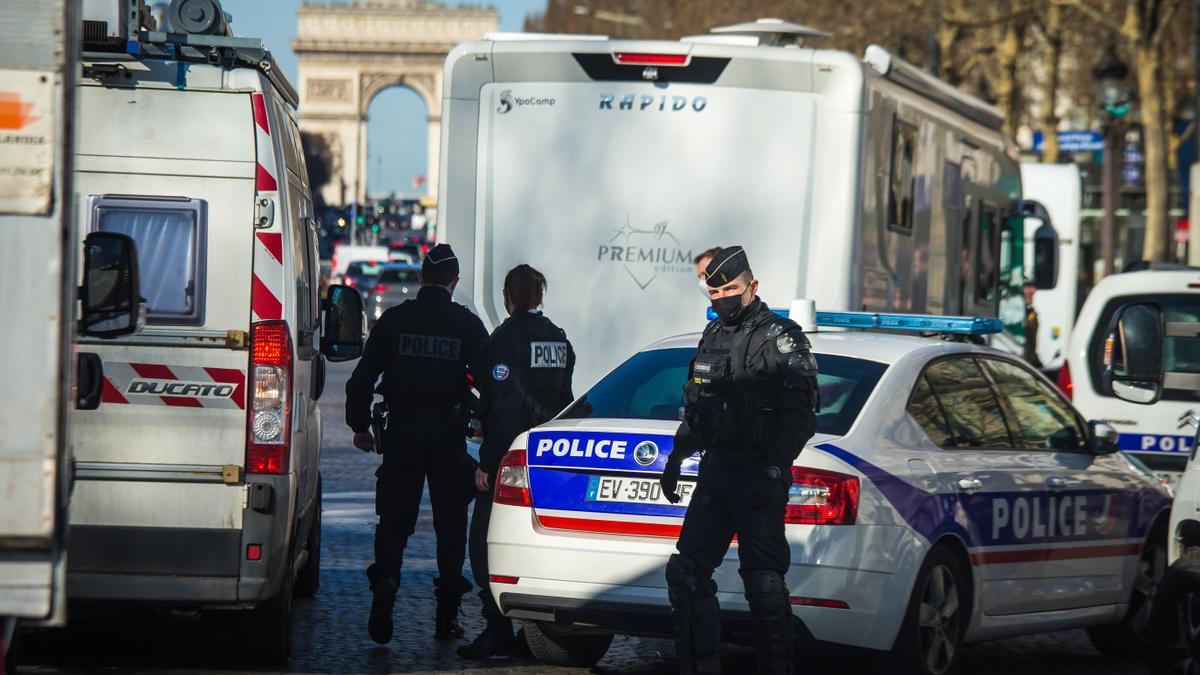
[585,475,695,507]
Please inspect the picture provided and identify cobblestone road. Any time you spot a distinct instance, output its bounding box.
[18,362,1148,674]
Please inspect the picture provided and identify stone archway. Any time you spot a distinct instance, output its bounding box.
[292,0,498,206]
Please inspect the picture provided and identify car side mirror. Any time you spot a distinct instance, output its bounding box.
[321,284,364,361]
[1103,302,1164,405]
[1088,420,1120,455]
[80,232,144,338]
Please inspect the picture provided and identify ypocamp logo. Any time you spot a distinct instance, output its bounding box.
[633,440,659,466]
[497,90,556,115]
[126,379,235,399]
[596,216,692,290]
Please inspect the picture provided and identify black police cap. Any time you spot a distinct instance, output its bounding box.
[704,245,750,287]
[422,243,460,278]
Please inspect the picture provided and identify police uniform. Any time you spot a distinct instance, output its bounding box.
[460,308,575,657]
[345,244,489,644]
[660,246,818,675]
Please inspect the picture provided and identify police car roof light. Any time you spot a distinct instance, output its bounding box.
[815,311,1004,336]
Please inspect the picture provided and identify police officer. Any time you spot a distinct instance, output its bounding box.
[345,243,489,645]
[458,264,575,659]
[659,246,818,675]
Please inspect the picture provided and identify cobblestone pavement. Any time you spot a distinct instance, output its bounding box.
[18,362,1148,674]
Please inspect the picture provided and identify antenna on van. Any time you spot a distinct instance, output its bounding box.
[708,18,830,48]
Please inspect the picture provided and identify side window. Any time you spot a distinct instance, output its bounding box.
[1087,294,1200,402]
[975,202,1000,304]
[982,359,1087,451]
[305,216,320,329]
[290,194,314,332]
[888,118,918,234]
[907,374,954,446]
[91,195,206,325]
[923,358,1014,449]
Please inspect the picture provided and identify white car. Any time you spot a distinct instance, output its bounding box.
[1059,267,1200,486]
[487,311,1172,674]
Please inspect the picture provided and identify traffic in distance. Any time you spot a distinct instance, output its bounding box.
[1,1,1198,675]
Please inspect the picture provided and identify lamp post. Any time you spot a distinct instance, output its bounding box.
[1092,45,1131,277]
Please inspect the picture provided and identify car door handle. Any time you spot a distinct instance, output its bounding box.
[957,478,983,492]
[1045,476,1071,489]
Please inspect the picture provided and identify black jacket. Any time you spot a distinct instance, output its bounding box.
[477,311,575,474]
[345,286,488,433]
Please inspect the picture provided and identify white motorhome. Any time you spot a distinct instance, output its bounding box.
[438,19,1048,387]
[67,0,365,663]
[1021,163,1083,372]
[1,0,142,667]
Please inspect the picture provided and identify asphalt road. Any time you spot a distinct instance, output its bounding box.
[17,361,1150,674]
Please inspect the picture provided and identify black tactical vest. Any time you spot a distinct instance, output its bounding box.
[512,313,573,430]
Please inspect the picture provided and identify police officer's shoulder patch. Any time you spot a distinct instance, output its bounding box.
[492,363,511,381]
[776,333,798,354]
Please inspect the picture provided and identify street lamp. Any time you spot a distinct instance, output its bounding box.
[1092,44,1131,276]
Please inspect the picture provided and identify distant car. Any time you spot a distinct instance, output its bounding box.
[343,259,384,301]
[330,244,388,285]
[367,263,421,326]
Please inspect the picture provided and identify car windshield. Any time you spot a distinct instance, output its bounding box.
[380,268,419,284]
[559,347,888,436]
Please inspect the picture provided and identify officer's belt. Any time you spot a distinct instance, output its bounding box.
[385,397,459,414]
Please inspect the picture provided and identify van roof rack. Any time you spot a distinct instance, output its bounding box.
[127,30,299,107]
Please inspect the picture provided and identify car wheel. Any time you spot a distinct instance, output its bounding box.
[1150,552,1200,675]
[888,545,968,675]
[240,561,294,664]
[523,621,612,667]
[1087,525,1168,660]
[294,478,322,598]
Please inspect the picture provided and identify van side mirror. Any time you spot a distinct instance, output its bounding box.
[1103,302,1164,404]
[321,284,365,361]
[80,232,144,338]
[1021,200,1058,290]
[1088,420,1120,455]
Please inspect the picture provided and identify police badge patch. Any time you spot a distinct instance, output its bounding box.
[492,363,511,381]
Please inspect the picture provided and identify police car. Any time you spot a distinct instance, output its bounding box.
[485,309,1172,674]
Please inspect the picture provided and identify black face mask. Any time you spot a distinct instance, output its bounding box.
[711,292,750,325]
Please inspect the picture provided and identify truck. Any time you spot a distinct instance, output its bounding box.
[437,18,1054,388]
[0,1,142,670]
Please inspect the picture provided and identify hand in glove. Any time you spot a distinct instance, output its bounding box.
[660,453,684,504]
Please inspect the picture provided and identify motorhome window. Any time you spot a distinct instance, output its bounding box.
[888,119,918,234]
[91,196,206,324]
[975,203,1000,303]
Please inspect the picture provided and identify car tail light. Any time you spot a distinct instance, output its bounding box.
[246,321,292,474]
[786,467,859,525]
[344,276,356,287]
[494,449,530,507]
[1057,362,1073,401]
[373,284,388,294]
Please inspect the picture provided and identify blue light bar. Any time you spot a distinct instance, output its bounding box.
[705,307,789,321]
[815,311,1004,336]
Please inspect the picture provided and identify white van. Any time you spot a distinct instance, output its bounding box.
[69,0,365,662]
[1061,267,1200,484]
[1020,163,1083,372]
[437,19,1051,388]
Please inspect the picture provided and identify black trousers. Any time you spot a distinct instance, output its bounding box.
[468,487,512,631]
[674,460,791,577]
[372,415,474,586]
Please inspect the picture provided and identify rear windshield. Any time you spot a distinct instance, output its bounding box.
[346,262,382,277]
[380,268,419,284]
[560,347,887,437]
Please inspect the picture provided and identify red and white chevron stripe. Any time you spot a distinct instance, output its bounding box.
[251,92,284,322]
[100,361,246,410]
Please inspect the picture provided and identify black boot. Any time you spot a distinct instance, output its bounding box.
[457,620,516,659]
[433,576,471,640]
[741,570,792,675]
[367,566,398,644]
[666,554,722,674]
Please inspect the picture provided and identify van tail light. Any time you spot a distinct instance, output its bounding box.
[246,321,292,474]
[615,52,689,66]
[494,449,530,507]
[1057,362,1073,401]
[786,467,859,525]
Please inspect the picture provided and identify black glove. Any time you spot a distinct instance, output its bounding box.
[660,453,683,504]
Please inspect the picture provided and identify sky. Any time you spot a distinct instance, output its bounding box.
[221,0,546,197]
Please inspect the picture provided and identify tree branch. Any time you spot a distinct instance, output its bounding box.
[1053,0,1128,37]
[1150,0,1186,47]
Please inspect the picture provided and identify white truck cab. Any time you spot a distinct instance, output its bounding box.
[1060,267,1200,485]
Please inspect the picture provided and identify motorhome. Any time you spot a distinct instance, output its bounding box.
[438,19,1050,387]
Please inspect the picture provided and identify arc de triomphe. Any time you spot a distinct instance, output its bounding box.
[292,0,498,206]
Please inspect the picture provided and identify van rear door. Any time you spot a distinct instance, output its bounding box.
[69,81,256,597]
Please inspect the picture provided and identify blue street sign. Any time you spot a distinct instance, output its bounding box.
[1032,130,1105,153]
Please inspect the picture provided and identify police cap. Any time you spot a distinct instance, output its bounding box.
[422,243,460,280]
[704,245,751,287]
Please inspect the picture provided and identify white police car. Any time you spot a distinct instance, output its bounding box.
[486,310,1173,673]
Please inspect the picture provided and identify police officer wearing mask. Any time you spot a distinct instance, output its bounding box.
[659,246,818,675]
[458,264,576,659]
[346,244,489,645]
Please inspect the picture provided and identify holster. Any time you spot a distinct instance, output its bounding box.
[371,401,388,455]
